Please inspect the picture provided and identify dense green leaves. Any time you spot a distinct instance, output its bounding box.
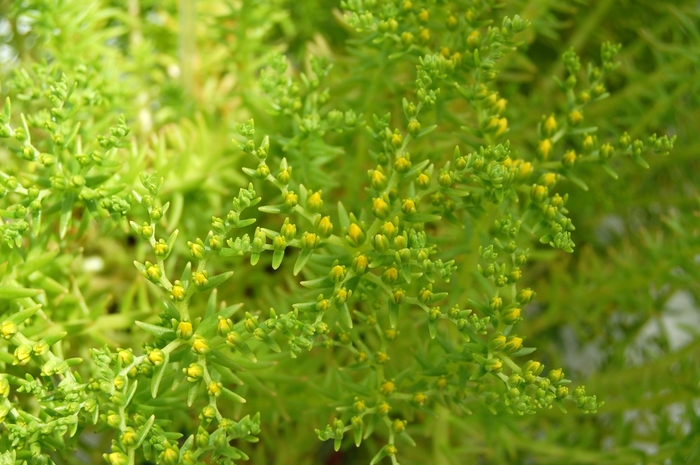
[0,0,697,464]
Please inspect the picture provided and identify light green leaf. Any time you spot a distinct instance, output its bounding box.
[135,321,175,338]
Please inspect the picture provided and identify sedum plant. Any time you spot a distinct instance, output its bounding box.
[0,0,697,464]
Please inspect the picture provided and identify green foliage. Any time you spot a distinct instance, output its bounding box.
[0,0,698,464]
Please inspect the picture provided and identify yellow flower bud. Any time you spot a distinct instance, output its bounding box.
[577,90,590,104]
[256,163,270,177]
[277,219,296,242]
[416,172,430,189]
[375,351,389,364]
[369,167,387,190]
[501,306,521,325]
[329,264,345,283]
[14,344,32,365]
[372,197,390,219]
[418,287,432,304]
[382,266,399,284]
[177,320,194,340]
[504,336,523,353]
[147,264,162,281]
[394,156,412,174]
[392,419,406,432]
[517,288,536,305]
[138,222,153,238]
[193,271,209,287]
[556,385,569,398]
[148,349,165,366]
[380,380,395,396]
[333,287,350,305]
[352,254,369,275]
[401,198,416,215]
[600,142,614,160]
[562,150,577,168]
[0,377,10,398]
[277,166,292,184]
[485,358,503,372]
[154,240,169,257]
[1,321,18,339]
[201,405,217,420]
[543,115,557,136]
[184,363,204,382]
[392,289,406,305]
[187,241,205,259]
[568,110,583,126]
[120,428,137,446]
[272,235,286,253]
[346,223,365,246]
[413,392,427,405]
[467,30,481,48]
[191,337,210,355]
[484,116,500,133]
[284,191,298,208]
[207,381,223,396]
[113,375,126,391]
[419,28,430,44]
[541,172,558,187]
[523,360,544,376]
[161,446,179,465]
[306,191,323,213]
[106,411,121,428]
[438,171,454,187]
[217,316,233,337]
[495,118,508,137]
[407,119,421,137]
[105,452,129,465]
[531,184,548,203]
[494,98,507,114]
[171,281,186,301]
[301,231,320,249]
[391,132,403,148]
[382,220,398,239]
[488,334,507,352]
[316,216,334,238]
[548,368,564,383]
[519,161,533,178]
[373,233,390,253]
[537,139,553,161]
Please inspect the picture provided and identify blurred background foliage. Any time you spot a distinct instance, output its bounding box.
[1,0,698,463]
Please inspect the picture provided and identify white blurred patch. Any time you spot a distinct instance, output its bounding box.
[660,290,700,351]
[0,44,16,66]
[83,256,104,273]
[16,15,33,35]
[0,19,12,37]
[139,107,153,133]
[626,290,700,364]
[595,214,625,245]
[167,64,181,79]
[146,10,164,25]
